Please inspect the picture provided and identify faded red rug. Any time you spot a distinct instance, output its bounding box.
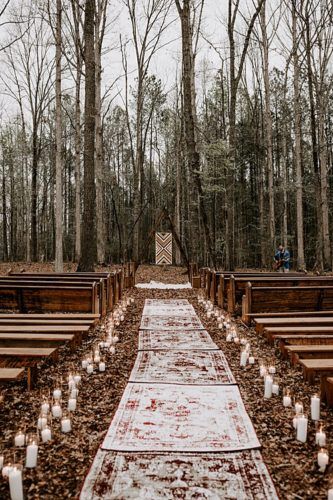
[129,350,236,385]
[138,329,218,351]
[101,383,260,452]
[140,315,204,331]
[80,449,278,499]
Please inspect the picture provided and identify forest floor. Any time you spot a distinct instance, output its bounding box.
[0,264,331,499]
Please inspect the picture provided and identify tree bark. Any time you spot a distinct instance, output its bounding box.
[55,0,63,272]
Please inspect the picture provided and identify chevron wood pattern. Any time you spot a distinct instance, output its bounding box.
[155,232,172,265]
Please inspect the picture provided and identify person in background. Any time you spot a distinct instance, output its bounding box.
[274,245,290,272]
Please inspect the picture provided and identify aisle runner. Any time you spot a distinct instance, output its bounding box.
[81,449,277,500]
[102,383,260,452]
[138,329,218,351]
[140,315,204,331]
[82,298,278,499]
[129,350,236,385]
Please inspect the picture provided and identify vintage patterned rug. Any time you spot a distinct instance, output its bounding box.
[138,329,218,351]
[80,449,278,500]
[129,350,236,385]
[142,299,196,317]
[140,315,204,331]
[102,383,260,452]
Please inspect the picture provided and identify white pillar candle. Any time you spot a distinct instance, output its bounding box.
[226,333,232,342]
[260,366,267,377]
[296,414,308,443]
[81,359,88,369]
[51,403,62,419]
[70,388,78,399]
[73,375,81,384]
[68,398,77,412]
[110,346,116,354]
[41,402,49,414]
[87,364,94,374]
[293,415,299,429]
[120,315,124,321]
[218,323,223,329]
[240,351,248,367]
[130,297,134,303]
[113,336,119,344]
[272,383,279,395]
[0,455,3,470]
[283,395,292,407]
[53,388,62,400]
[9,466,24,500]
[14,432,25,447]
[207,311,212,318]
[26,443,38,468]
[318,449,329,472]
[316,430,326,447]
[234,337,240,344]
[99,361,106,372]
[94,355,101,363]
[295,402,303,414]
[41,427,52,443]
[61,417,71,433]
[2,464,13,478]
[328,489,333,500]
[37,414,47,430]
[68,380,76,391]
[268,366,276,374]
[311,395,320,421]
[249,356,255,365]
[264,375,273,398]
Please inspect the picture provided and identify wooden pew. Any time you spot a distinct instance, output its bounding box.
[0,319,94,326]
[0,333,75,349]
[255,316,333,334]
[227,276,333,313]
[247,310,333,325]
[0,324,90,343]
[0,313,100,322]
[263,326,333,344]
[299,358,333,386]
[10,271,114,311]
[0,284,98,314]
[242,284,333,325]
[0,368,25,384]
[286,345,333,365]
[0,278,106,316]
[0,347,58,390]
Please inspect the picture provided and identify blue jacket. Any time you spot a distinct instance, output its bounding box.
[274,249,290,269]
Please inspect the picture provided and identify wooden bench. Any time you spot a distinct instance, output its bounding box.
[0,284,99,314]
[0,347,58,390]
[227,276,333,313]
[298,358,333,387]
[0,333,75,349]
[263,326,333,344]
[0,313,100,322]
[0,318,94,326]
[204,270,306,305]
[0,278,105,315]
[255,316,333,334]
[0,324,90,343]
[242,285,333,325]
[0,367,25,383]
[247,310,333,324]
[286,345,333,365]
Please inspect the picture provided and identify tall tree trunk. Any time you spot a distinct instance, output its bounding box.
[55,0,63,272]
[30,127,38,261]
[318,97,331,269]
[260,0,275,252]
[74,63,82,262]
[78,0,96,271]
[2,159,8,261]
[292,4,305,269]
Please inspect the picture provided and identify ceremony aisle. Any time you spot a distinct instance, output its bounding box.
[81,297,278,499]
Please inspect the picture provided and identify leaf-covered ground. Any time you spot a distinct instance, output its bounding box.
[0,263,331,499]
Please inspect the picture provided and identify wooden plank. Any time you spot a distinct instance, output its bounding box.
[0,313,99,320]
[255,317,333,334]
[0,333,74,348]
[0,367,25,382]
[0,325,90,333]
[286,345,333,365]
[0,347,57,357]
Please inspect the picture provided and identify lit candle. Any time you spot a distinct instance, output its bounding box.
[110,346,116,355]
[317,448,329,472]
[316,426,326,447]
[268,365,276,375]
[14,431,25,447]
[296,414,308,443]
[207,311,212,318]
[61,416,71,433]
[41,401,49,415]
[328,489,333,500]
[87,364,94,374]
[8,465,24,500]
[37,414,48,430]
[68,398,77,412]
[264,375,273,399]
[81,359,88,369]
[99,361,106,372]
[226,333,232,342]
[240,350,248,367]
[249,356,255,365]
[70,388,78,399]
[311,394,320,421]
[272,382,279,395]
[73,374,81,384]
[2,463,13,478]
[120,315,124,321]
[53,388,62,400]
[293,414,299,429]
[26,441,38,468]
[94,354,101,363]
[234,336,240,344]
[113,336,119,344]
[0,455,3,470]
[218,322,223,329]
[41,426,52,443]
[51,403,62,419]
[259,365,267,377]
[283,395,292,407]
[68,379,76,391]
[295,402,303,414]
